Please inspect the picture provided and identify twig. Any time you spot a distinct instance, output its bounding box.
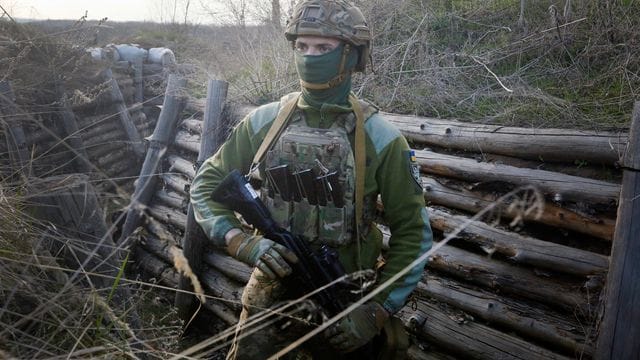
[471,56,513,93]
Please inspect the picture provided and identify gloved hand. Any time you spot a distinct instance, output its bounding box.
[324,301,389,353]
[227,232,298,280]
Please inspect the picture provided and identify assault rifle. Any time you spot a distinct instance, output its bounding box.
[212,169,398,358]
[210,169,352,315]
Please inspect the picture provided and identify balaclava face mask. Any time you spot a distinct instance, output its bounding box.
[294,43,359,109]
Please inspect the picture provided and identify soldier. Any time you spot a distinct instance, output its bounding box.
[190,0,433,358]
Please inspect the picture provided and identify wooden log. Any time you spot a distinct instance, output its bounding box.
[78,106,145,128]
[177,79,229,322]
[139,234,175,264]
[167,154,196,179]
[134,246,180,287]
[427,244,593,314]
[203,250,252,284]
[596,102,640,359]
[154,189,187,211]
[181,119,203,134]
[85,142,124,159]
[384,112,627,166]
[417,275,593,356]
[56,86,92,173]
[81,127,126,145]
[118,74,187,244]
[103,68,145,159]
[427,207,609,276]
[101,158,136,177]
[133,246,239,324]
[200,267,243,312]
[163,173,190,196]
[407,344,458,360]
[203,299,240,325]
[79,120,120,140]
[173,130,201,154]
[0,81,30,177]
[423,177,615,241]
[416,149,620,206]
[399,298,572,360]
[77,113,119,128]
[146,216,181,245]
[26,174,142,330]
[93,148,131,169]
[148,203,188,230]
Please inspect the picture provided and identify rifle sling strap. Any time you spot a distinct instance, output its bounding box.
[251,93,300,167]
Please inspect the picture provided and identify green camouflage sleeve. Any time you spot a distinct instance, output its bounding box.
[366,116,433,313]
[190,102,280,247]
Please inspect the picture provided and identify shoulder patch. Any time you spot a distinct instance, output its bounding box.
[405,149,423,193]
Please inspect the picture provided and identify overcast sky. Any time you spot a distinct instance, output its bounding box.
[4,0,226,23]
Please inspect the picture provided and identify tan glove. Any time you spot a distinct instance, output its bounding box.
[324,301,389,353]
[227,232,298,280]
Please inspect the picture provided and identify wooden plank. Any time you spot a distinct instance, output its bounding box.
[200,267,243,312]
[162,173,190,196]
[118,74,186,243]
[596,102,640,359]
[167,154,196,179]
[103,68,145,159]
[417,275,593,356]
[384,112,627,166]
[148,203,188,230]
[407,344,459,360]
[427,244,593,314]
[133,57,144,104]
[173,130,201,154]
[203,250,252,284]
[427,207,609,276]
[154,189,186,211]
[177,79,229,322]
[399,298,572,360]
[416,149,620,206]
[181,119,203,134]
[423,177,615,241]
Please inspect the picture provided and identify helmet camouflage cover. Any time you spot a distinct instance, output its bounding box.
[285,0,371,72]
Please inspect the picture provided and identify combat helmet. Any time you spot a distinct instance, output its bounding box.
[285,0,371,72]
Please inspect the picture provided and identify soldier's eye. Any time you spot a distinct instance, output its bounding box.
[319,45,333,53]
[295,43,308,52]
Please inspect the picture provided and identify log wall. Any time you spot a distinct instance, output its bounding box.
[128,98,626,359]
[0,45,171,191]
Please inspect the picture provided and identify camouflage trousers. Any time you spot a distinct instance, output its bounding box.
[225,268,348,360]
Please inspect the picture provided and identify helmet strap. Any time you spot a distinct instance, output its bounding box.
[299,44,353,90]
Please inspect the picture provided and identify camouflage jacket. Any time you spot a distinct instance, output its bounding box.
[190,93,432,314]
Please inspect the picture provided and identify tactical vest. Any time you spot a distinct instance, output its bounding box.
[259,94,377,248]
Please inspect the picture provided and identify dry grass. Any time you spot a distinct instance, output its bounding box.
[1,0,637,358]
[356,0,639,130]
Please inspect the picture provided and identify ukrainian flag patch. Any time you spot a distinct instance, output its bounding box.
[405,150,423,192]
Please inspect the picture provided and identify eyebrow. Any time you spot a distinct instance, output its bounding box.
[295,40,336,46]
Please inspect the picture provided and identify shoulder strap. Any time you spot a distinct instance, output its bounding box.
[251,93,301,167]
[349,94,366,266]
